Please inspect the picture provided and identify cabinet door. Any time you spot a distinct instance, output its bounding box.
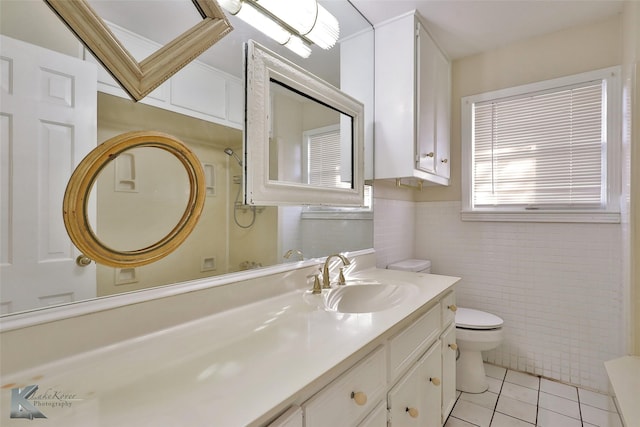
[441,324,457,423]
[434,48,451,179]
[304,347,386,427]
[416,22,438,174]
[388,341,442,427]
[358,402,388,427]
[266,406,303,427]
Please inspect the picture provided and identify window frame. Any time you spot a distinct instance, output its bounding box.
[461,66,621,223]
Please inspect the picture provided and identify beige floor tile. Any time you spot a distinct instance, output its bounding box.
[505,370,539,390]
[491,412,534,426]
[539,378,578,401]
[452,399,494,427]
[538,391,580,419]
[496,395,537,424]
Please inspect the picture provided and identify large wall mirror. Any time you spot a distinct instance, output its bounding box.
[0,0,373,318]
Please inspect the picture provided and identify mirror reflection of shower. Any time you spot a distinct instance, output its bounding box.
[224,147,262,229]
[224,147,243,166]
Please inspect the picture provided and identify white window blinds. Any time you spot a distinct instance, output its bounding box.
[307,128,351,189]
[472,80,605,209]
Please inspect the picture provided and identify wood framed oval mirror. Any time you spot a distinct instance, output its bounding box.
[63,131,206,267]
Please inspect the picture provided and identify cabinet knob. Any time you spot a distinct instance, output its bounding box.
[430,377,441,386]
[423,152,434,158]
[406,407,419,418]
[441,158,448,163]
[351,391,367,406]
[449,343,458,351]
[448,304,457,312]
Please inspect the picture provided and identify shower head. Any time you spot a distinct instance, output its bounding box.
[224,148,243,166]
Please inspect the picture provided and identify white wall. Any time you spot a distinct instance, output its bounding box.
[417,202,623,392]
[373,15,627,392]
[373,197,624,391]
[373,197,415,269]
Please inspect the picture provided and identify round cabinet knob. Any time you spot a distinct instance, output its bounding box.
[423,152,434,158]
[351,391,367,406]
[448,304,457,312]
[449,343,458,351]
[441,158,449,163]
[406,407,419,418]
[430,377,441,386]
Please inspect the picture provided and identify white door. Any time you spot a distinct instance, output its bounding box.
[0,35,97,314]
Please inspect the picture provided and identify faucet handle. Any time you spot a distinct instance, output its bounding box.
[311,274,322,294]
[337,268,346,286]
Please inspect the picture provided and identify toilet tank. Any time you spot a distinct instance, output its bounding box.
[387,259,431,273]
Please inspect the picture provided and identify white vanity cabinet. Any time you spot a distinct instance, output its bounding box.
[266,406,303,427]
[297,290,457,427]
[303,346,387,427]
[374,12,451,186]
[388,341,442,426]
[440,324,457,423]
[441,291,457,423]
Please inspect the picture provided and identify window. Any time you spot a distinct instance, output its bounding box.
[304,125,351,189]
[461,67,620,223]
[302,125,372,216]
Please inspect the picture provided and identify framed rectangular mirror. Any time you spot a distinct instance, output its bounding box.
[43,0,232,101]
[245,40,365,206]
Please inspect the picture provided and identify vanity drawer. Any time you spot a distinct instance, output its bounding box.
[388,304,441,382]
[358,401,387,427]
[441,291,457,327]
[304,346,386,427]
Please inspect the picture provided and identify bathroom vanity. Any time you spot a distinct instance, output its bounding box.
[0,252,459,426]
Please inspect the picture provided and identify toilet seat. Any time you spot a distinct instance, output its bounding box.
[456,308,503,330]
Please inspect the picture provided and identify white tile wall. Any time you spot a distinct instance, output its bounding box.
[373,198,415,269]
[374,198,626,392]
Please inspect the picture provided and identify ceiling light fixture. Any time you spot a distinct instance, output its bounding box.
[217,0,339,58]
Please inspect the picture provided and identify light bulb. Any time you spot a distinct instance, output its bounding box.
[305,4,339,49]
[285,35,311,58]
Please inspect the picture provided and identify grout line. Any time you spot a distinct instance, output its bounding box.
[535,375,540,426]
[576,387,584,425]
[487,367,507,426]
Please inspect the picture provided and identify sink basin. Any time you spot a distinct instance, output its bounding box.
[321,282,417,313]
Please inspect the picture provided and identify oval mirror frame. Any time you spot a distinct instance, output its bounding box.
[63,131,206,268]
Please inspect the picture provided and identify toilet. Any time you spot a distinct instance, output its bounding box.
[455,308,504,393]
[387,259,504,394]
[386,259,431,274]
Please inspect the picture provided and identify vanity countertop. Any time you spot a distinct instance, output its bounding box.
[0,268,459,426]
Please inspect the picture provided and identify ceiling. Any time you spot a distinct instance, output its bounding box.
[350,0,625,60]
[87,0,624,82]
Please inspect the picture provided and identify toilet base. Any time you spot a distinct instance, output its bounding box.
[456,350,489,393]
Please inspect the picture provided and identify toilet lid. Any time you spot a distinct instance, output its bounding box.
[456,308,503,330]
[387,259,431,272]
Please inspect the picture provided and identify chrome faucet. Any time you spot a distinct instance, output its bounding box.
[322,254,351,289]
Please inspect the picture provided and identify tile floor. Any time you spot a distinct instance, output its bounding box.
[445,363,623,427]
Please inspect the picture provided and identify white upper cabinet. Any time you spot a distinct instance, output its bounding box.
[87,22,243,130]
[374,12,451,186]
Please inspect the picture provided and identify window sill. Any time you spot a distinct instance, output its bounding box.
[460,210,620,224]
[301,210,373,220]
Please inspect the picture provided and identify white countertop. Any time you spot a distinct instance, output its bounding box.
[0,268,458,427]
[605,355,640,427]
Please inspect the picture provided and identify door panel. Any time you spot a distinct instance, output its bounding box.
[0,35,97,314]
